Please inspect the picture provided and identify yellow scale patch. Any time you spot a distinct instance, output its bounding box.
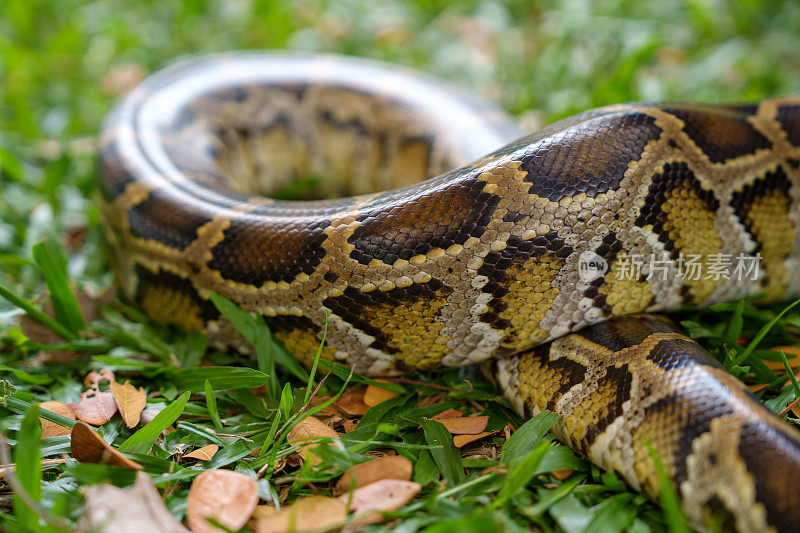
[498,253,562,351]
[660,183,723,304]
[601,260,654,315]
[366,288,452,370]
[273,326,339,368]
[515,352,569,413]
[138,282,206,334]
[744,189,793,299]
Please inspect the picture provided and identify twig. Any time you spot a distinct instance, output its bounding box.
[779,396,800,417]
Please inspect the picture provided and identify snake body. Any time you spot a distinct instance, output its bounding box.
[98,52,800,531]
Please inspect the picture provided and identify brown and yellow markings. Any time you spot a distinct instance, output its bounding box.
[731,167,795,299]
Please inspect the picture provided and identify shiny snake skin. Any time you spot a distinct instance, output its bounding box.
[98,52,800,531]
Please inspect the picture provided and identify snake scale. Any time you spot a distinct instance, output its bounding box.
[97,52,800,531]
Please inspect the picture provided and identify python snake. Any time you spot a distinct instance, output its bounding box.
[97,52,800,531]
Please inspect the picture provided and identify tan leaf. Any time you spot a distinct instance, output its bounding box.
[187,469,259,533]
[83,471,189,533]
[336,455,413,492]
[110,380,147,428]
[39,401,76,438]
[287,416,341,466]
[84,369,116,389]
[70,389,117,425]
[255,495,346,533]
[551,469,574,481]
[767,346,800,370]
[363,382,400,406]
[434,416,489,435]
[335,389,370,416]
[338,479,421,514]
[183,445,219,462]
[343,419,358,433]
[71,421,143,470]
[453,431,495,448]
[431,408,462,420]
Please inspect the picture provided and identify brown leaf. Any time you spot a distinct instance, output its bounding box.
[435,416,489,435]
[39,401,76,438]
[84,369,116,389]
[82,471,189,532]
[343,419,358,433]
[363,382,400,406]
[335,389,370,416]
[287,416,341,466]
[70,389,117,425]
[71,421,143,470]
[255,495,346,533]
[338,479,421,515]
[336,455,413,492]
[431,408,462,420]
[110,380,147,428]
[767,346,800,370]
[453,431,495,448]
[183,445,219,462]
[187,469,259,533]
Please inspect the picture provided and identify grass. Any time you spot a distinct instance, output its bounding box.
[2,0,800,531]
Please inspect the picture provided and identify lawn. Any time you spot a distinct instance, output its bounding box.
[2,0,800,531]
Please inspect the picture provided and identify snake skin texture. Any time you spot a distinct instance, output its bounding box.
[97,52,800,531]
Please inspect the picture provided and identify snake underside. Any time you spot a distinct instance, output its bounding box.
[98,52,800,531]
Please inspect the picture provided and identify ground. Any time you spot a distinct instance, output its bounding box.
[2,1,800,531]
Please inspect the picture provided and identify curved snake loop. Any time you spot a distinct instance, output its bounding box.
[98,52,800,531]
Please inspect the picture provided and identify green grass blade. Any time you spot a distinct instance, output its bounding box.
[420,418,464,487]
[734,299,800,366]
[13,404,42,531]
[32,239,85,334]
[0,282,77,341]
[204,379,222,431]
[492,440,550,508]
[501,411,560,464]
[120,391,189,454]
[170,366,269,392]
[645,441,691,533]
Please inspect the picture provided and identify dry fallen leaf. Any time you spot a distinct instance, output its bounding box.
[431,408,463,420]
[110,380,147,428]
[287,416,341,466]
[767,346,800,370]
[434,416,489,435]
[255,495,346,533]
[71,422,143,470]
[39,401,76,438]
[187,469,259,533]
[84,369,116,388]
[363,382,400,406]
[453,431,496,448]
[82,471,189,533]
[336,455,413,492]
[70,389,118,425]
[338,479,421,515]
[343,419,358,433]
[183,444,219,462]
[335,389,370,416]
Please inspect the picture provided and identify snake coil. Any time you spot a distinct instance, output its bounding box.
[99,52,800,531]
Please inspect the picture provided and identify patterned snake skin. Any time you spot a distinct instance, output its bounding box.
[98,52,800,531]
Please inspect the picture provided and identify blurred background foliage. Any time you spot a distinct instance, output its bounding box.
[0,0,799,299]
